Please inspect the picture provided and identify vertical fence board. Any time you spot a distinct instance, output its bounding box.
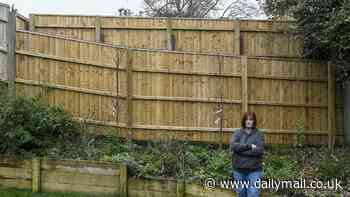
[7,6,16,95]
[95,16,101,42]
[29,14,36,31]
[234,20,240,55]
[328,62,336,148]
[120,163,128,197]
[32,158,41,192]
[0,3,9,81]
[241,56,248,114]
[126,49,133,140]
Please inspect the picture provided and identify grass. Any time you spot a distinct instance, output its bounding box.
[0,188,115,197]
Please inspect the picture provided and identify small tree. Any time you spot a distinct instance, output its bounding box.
[142,0,221,18]
[117,8,133,16]
[221,0,266,19]
[264,0,350,83]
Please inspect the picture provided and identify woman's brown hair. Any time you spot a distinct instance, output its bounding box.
[241,112,257,128]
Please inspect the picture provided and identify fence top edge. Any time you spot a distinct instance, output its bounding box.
[16,13,29,21]
[0,2,10,8]
[29,13,296,23]
[40,157,124,166]
[247,56,328,64]
[0,154,124,166]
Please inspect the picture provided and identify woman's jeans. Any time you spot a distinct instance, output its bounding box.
[232,169,263,197]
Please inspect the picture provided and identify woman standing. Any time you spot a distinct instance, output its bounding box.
[229,112,264,197]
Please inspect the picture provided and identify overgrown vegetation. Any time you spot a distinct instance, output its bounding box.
[0,88,349,196]
[315,148,350,186]
[264,0,350,83]
[0,90,78,156]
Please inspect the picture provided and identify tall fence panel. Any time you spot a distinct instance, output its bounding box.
[29,14,303,58]
[16,30,129,132]
[14,30,342,146]
[16,13,28,30]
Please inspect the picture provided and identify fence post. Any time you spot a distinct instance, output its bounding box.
[241,56,248,115]
[327,62,336,149]
[95,16,102,42]
[126,49,133,141]
[167,18,175,50]
[32,158,41,192]
[234,19,241,55]
[7,5,16,97]
[176,179,185,197]
[119,163,128,197]
[29,14,36,31]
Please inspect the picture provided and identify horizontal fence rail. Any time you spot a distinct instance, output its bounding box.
[12,30,343,146]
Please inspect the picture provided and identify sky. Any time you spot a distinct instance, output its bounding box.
[1,0,144,17]
[1,0,266,19]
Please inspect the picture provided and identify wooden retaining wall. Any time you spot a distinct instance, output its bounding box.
[12,30,343,146]
[0,155,237,197]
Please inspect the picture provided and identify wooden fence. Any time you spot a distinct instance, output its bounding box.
[0,3,10,81]
[24,14,303,58]
[0,155,239,197]
[12,30,343,146]
[16,13,28,30]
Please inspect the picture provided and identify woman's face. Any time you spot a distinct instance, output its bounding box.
[245,116,254,128]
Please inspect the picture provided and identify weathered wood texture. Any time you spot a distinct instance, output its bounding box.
[29,14,303,57]
[0,3,9,81]
[0,156,239,196]
[0,156,125,195]
[14,30,343,145]
[16,14,29,30]
[0,156,32,190]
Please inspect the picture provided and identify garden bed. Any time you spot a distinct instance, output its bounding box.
[0,86,349,196]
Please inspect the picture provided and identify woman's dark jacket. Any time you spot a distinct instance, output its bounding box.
[229,128,264,172]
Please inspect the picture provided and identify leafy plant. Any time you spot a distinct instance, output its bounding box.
[263,154,301,180]
[264,0,350,82]
[294,118,306,148]
[0,93,77,155]
[314,154,350,185]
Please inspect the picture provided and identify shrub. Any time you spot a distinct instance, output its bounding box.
[0,93,77,155]
[315,154,350,185]
[263,154,301,180]
[263,153,302,196]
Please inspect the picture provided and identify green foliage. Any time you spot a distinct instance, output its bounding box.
[100,138,232,181]
[294,118,306,148]
[1,90,348,194]
[0,93,77,155]
[265,0,350,81]
[106,138,187,179]
[263,153,302,196]
[314,154,350,185]
[191,150,232,180]
[0,81,7,91]
[264,155,300,180]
